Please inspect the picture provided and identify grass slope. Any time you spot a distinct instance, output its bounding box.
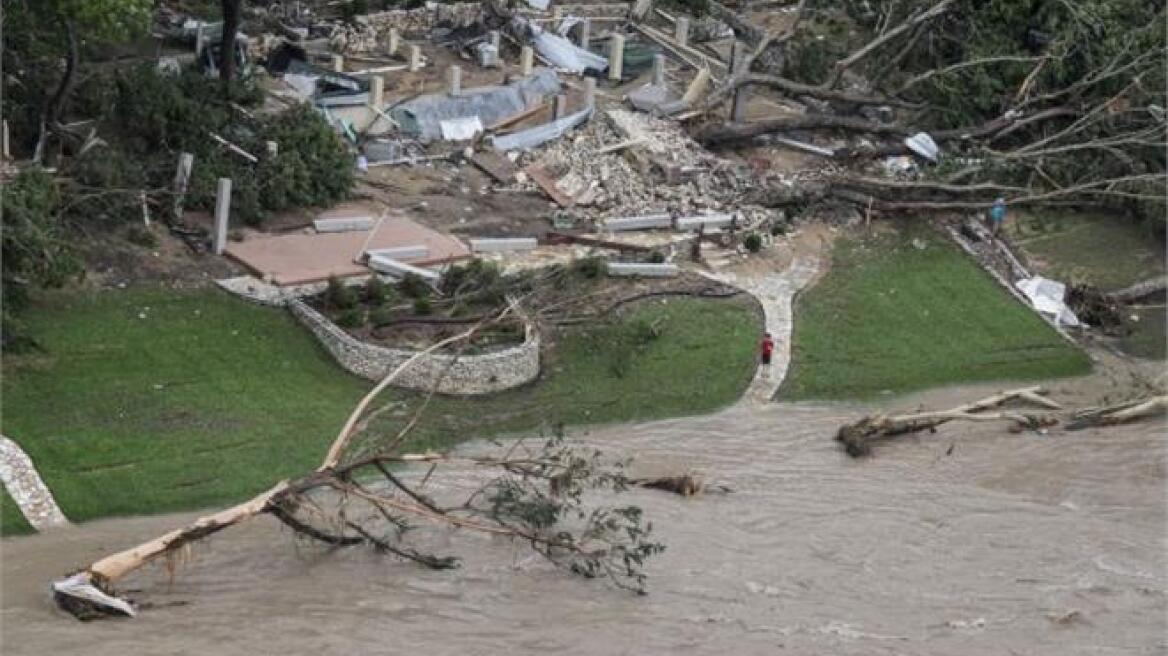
[780,224,1092,400]
[1,290,759,535]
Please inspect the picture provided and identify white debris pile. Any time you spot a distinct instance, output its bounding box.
[514,110,778,222]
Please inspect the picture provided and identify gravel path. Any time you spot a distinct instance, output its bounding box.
[699,255,821,405]
[0,435,69,532]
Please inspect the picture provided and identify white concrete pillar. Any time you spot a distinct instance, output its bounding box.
[578,19,591,48]
[730,41,750,122]
[520,46,534,76]
[608,33,625,81]
[553,93,568,119]
[370,75,385,108]
[213,178,231,255]
[583,77,596,108]
[674,17,690,47]
[652,53,665,86]
[195,24,206,54]
[1,120,9,160]
[681,67,711,105]
[265,140,279,157]
[489,30,501,51]
[332,54,344,72]
[408,44,422,72]
[447,65,462,96]
[172,152,194,221]
[387,28,400,56]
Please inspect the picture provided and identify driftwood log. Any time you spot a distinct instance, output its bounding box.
[1066,396,1168,431]
[836,386,1061,457]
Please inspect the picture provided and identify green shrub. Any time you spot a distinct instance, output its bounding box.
[412,296,433,315]
[440,258,502,297]
[368,306,394,326]
[325,276,359,310]
[398,273,431,299]
[125,225,159,248]
[571,256,607,279]
[744,233,763,253]
[364,276,392,306]
[335,307,365,328]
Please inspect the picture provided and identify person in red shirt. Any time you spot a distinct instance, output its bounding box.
[760,332,775,370]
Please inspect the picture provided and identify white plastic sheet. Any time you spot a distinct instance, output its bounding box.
[1016,276,1081,327]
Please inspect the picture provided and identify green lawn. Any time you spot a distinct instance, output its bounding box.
[1007,211,1165,290]
[779,224,1092,400]
[1,288,759,535]
[1007,210,1166,360]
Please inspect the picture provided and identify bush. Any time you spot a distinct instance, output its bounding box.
[368,306,394,326]
[335,308,365,328]
[364,276,392,306]
[571,256,607,279]
[325,276,359,310]
[439,258,502,297]
[398,273,431,299]
[744,233,763,253]
[125,225,159,248]
[412,296,433,315]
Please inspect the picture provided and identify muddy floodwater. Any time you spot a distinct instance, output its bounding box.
[2,395,1165,655]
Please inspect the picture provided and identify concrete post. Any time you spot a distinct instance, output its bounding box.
[332,54,344,73]
[1,120,9,160]
[408,44,422,72]
[387,28,400,56]
[194,24,206,55]
[607,33,625,81]
[552,6,563,20]
[212,177,231,255]
[652,53,665,86]
[578,19,591,48]
[447,65,462,96]
[520,46,534,76]
[553,94,568,119]
[583,77,596,108]
[265,141,279,157]
[370,75,385,108]
[489,30,501,51]
[674,17,690,46]
[172,152,194,221]
[730,41,751,122]
[681,67,711,105]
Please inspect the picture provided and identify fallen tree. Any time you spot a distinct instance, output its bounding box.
[53,304,666,620]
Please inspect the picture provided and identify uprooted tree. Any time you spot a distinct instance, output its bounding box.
[53,308,665,620]
[691,0,1166,228]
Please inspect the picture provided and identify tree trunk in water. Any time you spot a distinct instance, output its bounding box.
[220,0,242,90]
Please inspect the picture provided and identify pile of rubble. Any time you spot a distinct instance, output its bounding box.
[516,110,783,224]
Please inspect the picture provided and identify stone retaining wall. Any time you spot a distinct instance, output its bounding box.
[289,300,539,395]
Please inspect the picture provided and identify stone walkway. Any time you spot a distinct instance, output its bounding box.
[699,255,821,405]
[0,435,69,531]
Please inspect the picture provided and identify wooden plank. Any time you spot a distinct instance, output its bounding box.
[470,151,518,183]
[524,163,576,208]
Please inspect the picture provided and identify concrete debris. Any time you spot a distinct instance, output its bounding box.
[607,262,680,277]
[904,132,940,162]
[675,213,735,231]
[439,116,485,141]
[490,107,593,152]
[391,69,560,141]
[366,245,430,260]
[367,254,441,281]
[510,17,608,74]
[315,216,376,233]
[603,214,673,231]
[469,238,539,253]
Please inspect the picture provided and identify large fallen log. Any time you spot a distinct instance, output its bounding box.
[1066,396,1168,431]
[1106,277,1168,304]
[836,386,1061,457]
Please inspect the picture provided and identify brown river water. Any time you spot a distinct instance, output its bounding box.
[2,392,1165,655]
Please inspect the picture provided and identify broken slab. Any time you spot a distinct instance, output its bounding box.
[676,213,734,230]
[469,237,539,253]
[470,150,517,183]
[315,216,376,233]
[524,163,576,207]
[603,214,673,231]
[366,245,430,260]
[607,262,680,277]
[367,254,441,281]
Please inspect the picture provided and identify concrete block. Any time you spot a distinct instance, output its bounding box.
[314,216,376,233]
[212,177,231,255]
[469,237,538,253]
[367,254,440,281]
[332,54,344,72]
[409,45,422,72]
[607,262,680,277]
[604,214,673,231]
[583,77,597,108]
[674,17,690,46]
[448,65,462,96]
[520,46,534,76]
[652,53,665,86]
[675,213,734,230]
[578,19,591,47]
[387,28,400,55]
[366,245,429,260]
[370,75,385,108]
[608,34,625,81]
